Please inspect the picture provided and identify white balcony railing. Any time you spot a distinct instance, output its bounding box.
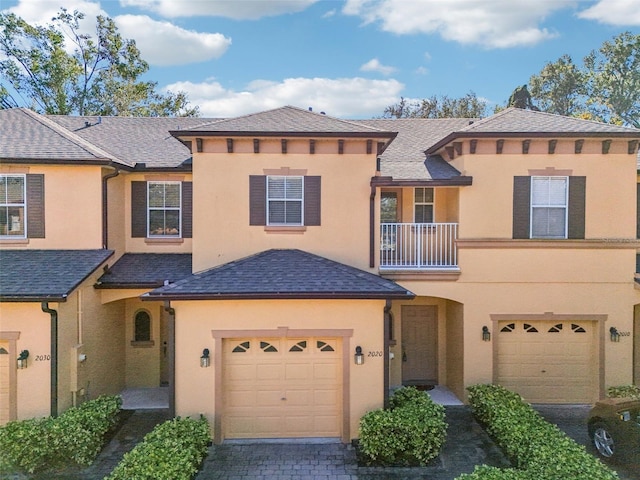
[380,223,458,270]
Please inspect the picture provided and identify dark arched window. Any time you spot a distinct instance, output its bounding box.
[134,310,152,342]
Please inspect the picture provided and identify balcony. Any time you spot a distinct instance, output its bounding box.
[380,223,458,270]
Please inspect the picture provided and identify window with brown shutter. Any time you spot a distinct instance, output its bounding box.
[0,174,44,239]
[250,175,321,227]
[131,181,192,238]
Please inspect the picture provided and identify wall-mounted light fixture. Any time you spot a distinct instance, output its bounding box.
[609,327,620,342]
[200,348,210,368]
[354,346,364,365]
[17,350,29,369]
[482,326,491,342]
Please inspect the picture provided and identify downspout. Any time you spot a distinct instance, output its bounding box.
[163,300,176,416]
[41,302,58,417]
[102,166,120,249]
[369,183,377,268]
[383,299,392,409]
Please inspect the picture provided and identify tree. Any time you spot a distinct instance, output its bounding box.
[382,92,488,119]
[506,85,539,110]
[0,9,198,116]
[584,31,640,128]
[528,55,586,116]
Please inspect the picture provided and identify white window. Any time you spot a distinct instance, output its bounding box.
[267,176,303,225]
[0,174,26,238]
[531,176,568,238]
[414,187,434,223]
[148,181,181,237]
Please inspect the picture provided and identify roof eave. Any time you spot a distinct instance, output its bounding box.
[169,130,398,140]
[372,176,473,187]
[425,130,640,155]
[142,291,415,301]
[0,294,67,303]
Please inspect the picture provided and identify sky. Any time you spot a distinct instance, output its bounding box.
[1,0,639,119]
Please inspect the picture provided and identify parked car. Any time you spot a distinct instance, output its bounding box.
[588,397,640,462]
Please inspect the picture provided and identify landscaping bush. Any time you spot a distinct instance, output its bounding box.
[0,395,122,474]
[358,386,446,466]
[462,384,618,480]
[105,415,210,480]
[607,384,640,399]
[457,465,532,480]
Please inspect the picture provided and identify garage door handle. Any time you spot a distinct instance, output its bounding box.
[541,370,546,373]
[281,397,286,401]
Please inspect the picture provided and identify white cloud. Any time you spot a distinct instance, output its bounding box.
[578,0,640,25]
[164,77,405,118]
[360,58,396,75]
[120,0,319,19]
[114,15,231,66]
[342,0,564,48]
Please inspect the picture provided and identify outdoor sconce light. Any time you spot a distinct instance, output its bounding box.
[17,350,29,369]
[200,348,210,368]
[354,346,364,365]
[482,326,491,342]
[609,327,620,343]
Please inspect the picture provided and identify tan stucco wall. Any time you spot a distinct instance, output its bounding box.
[0,164,103,249]
[106,171,126,256]
[169,298,386,440]
[0,303,52,419]
[191,138,378,272]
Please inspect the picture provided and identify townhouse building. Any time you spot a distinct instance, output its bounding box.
[1,105,639,443]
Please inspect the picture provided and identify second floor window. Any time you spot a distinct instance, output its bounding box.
[0,175,26,238]
[414,187,434,223]
[267,176,303,225]
[531,176,568,238]
[148,181,181,237]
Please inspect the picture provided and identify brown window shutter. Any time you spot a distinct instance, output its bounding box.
[567,176,586,239]
[637,184,640,239]
[304,176,321,226]
[512,176,531,239]
[182,181,193,238]
[26,174,45,238]
[249,175,266,226]
[131,181,147,237]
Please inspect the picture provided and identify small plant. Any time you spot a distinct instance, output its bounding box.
[105,415,210,480]
[607,385,640,399]
[358,386,446,466]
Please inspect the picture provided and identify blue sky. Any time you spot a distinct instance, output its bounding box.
[2,0,639,118]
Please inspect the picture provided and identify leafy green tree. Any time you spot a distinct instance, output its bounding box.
[506,84,539,110]
[382,92,488,119]
[0,9,198,116]
[528,55,586,116]
[584,31,640,128]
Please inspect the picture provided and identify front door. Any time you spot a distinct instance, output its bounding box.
[401,305,438,384]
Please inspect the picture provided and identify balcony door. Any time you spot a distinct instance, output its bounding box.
[401,305,438,385]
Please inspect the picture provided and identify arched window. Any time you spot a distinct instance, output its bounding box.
[134,310,152,342]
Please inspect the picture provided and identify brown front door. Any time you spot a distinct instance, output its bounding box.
[401,305,438,384]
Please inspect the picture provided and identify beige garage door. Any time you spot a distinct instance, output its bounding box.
[223,337,342,439]
[0,342,10,425]
[496,321,597,403]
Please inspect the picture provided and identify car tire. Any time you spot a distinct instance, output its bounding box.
[591,422,616,459]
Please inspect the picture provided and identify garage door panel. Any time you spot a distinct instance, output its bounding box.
[223,336,342,439]
[496,321,597,403]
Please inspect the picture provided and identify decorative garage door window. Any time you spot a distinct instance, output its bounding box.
[501,322,586,334]
[289,341,307,352]
[500,323,515,332]
[232,341,250,353]
[548,324,563,332]
[523,323,538,333]
[260,341,278,352]
[572,323,586,333]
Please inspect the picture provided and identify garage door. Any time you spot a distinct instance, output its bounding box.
[0,342,10,425]
[223,337,342,439]
[496,321,597,403]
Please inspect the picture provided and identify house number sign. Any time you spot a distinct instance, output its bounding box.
[35,354,51,361]
[367,351,384,357]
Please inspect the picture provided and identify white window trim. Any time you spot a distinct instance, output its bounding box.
[530,176,568,239]
[0,174,27,239]
[147,181,182,238]
[266,175,304,226]
[414,187,434,224]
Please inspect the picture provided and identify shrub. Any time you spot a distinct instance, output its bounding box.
[607,385,640,399]
[0,395,122,474]
[105,415,210,480]
[358,386,446,466]
[457,465,532,480]
[463,384,618,480]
